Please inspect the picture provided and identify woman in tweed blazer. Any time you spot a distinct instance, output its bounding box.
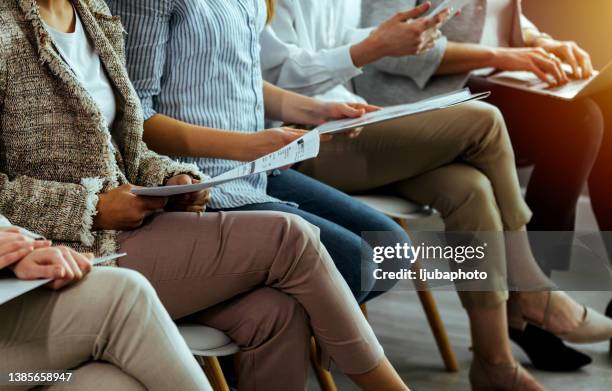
[0,1,412,389]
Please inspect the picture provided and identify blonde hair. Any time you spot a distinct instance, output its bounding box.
[266,0,275,24]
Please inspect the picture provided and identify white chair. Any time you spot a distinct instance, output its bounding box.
[354,194,458,371]
[178,324,240,391]
[310,195,458,391]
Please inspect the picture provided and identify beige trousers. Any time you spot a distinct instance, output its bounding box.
[0,268,211,391]
[298,101,532,308]
[117,211,384,391]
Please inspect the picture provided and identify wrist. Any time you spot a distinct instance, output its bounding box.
[351,36,384,68]
[489,47,508,69]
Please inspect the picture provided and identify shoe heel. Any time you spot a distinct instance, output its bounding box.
[606,299,612,358]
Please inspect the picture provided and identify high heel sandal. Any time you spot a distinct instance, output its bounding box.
[469,355,548,391]
[522,291,612,344]
[606,298,612,357]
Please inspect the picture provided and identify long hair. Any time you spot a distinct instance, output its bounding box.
[266,0,275,24]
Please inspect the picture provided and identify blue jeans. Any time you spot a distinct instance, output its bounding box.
[212,169,410,303]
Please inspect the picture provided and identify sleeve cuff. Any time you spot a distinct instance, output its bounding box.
[141,97,157,121]
[322,44,364,82]
[79,177,105,246]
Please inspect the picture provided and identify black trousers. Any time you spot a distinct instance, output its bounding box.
[468,78,612,269]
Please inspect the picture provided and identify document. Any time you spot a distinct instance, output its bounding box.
[314,89,491,135]
[0,253,127,306]
[133,130,321,197]
[483,61,612,101]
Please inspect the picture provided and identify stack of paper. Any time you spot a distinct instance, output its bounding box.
[0,253,126,306]
[314,89,490,135]
[133,129,321,197]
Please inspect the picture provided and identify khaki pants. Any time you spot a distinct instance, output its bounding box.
[0,268,211,391]
[298,101,532,308]
[117,211,384,391]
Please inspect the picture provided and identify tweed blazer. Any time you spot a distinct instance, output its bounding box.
[0,0,202,262]
[354,0,540,105]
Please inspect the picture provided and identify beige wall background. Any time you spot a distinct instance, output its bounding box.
[524,0,612,68]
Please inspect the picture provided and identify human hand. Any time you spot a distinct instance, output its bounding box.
[12,247,93,290]
[247,128,311,160]
[492,47,569,86]
[352,2,449,67]
[0,229,51,269]
[94,184,168,230]
[314,102,381,139]
[165,174,210,213]
[533,38,593,79]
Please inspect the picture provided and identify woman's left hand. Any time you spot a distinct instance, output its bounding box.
[534,38,594,79]
[315,102,381,138]
[165,174,211,213]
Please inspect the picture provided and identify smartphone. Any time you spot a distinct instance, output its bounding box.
[422,0,473,23]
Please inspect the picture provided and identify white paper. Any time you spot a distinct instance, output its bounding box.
[133,130,321,197]
[0,253,127,306]
[314,89,490,135]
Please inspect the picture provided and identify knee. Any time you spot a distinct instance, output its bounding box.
[238,289,309,350]
[465,101,507,138]
[569,98,604,154]
[90,268,159,312]
[278,213,321,245]
[448,170,503,231]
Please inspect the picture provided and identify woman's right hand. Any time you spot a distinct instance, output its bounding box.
[12,247,94,290]
[492,47,569,86]
[0,229,51,269]
[94,184,168,231]
[246,128,310,160]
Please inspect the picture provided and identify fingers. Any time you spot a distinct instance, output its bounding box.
[0,239,35,269]
[71,250,93,275]
[422,8,450,30]
[396,2,431,21]
[559,44,580,78]
[348,103,381,113]
[531,50,567,85]
[574,46,594,78]
[139,195,168,211]
[339,104,365,118]
[165,174,193,186]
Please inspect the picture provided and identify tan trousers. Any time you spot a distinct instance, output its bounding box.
[117,211,384,391]
[0,268,211,391]
[298,101,533,308]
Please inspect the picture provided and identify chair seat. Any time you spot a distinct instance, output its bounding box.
[353,194,434,220]
[178,324,240,357]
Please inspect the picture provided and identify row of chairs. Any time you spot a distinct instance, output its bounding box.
[179,195,458,391]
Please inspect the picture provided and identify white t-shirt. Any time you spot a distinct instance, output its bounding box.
[480,0,514,48]
[45,11,117,128]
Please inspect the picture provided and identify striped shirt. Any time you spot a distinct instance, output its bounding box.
[107,0,280,209]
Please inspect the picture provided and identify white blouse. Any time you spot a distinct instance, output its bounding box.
[480,0,514,48]
[45,11,117,129]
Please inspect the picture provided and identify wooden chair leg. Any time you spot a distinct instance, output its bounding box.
[417,288,460,372]
[360,303,369,320]
[197,356,230,391]
[309,338,337,391]
[393,217,459,373]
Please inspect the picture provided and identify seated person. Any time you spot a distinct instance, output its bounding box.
[0,0,409,389]
[106,0,419,306]
[0,215,212,391]
[356,0,612,366]
[260,0,612,387]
